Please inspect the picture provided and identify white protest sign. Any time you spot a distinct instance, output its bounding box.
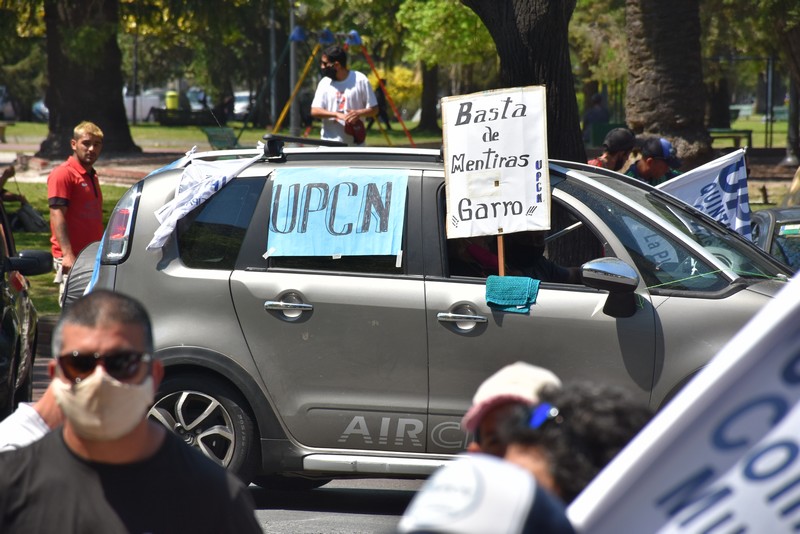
[657,149,752,240]
[441,86,550,239]
[567,273,799,533]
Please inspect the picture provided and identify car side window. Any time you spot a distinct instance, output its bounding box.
[442,187,604,281]
[560,182,728,292]
[177,178,265,269]
[0,213,10,262]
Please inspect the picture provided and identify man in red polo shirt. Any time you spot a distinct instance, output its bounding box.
[47,121,105,306]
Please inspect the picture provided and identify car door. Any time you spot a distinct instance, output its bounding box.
[0,210,23,414]
[230,168,430,454]
[422,177,658,454]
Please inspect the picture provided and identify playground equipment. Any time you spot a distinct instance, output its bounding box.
[270,28,416,146]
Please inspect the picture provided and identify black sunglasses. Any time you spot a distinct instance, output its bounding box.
[57,350,152,384]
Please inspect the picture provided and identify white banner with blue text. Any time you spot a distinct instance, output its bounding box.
[657,149,752,240]
[568,273,800,533]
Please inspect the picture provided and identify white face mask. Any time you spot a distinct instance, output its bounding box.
[53,366,155,441]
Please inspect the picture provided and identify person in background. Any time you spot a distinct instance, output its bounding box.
[366,79,392,131]
[0,165,27,204]
[311,44,377,146]
[588,127,636,172]
[397,451,575,534]
[625,136,682,186]
[0,290,261,533]
[47,121,105,306]
[505,231,581,284]
[499,382,653,504]
[462,361,562,458]
[582,93,610,144]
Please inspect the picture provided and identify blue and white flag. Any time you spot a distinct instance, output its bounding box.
[658,149,751,240]
[567,273,799,533]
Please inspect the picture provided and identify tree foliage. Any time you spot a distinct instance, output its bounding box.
[396,0,495,68]
[569,0,627,86]
[461,0,585,161]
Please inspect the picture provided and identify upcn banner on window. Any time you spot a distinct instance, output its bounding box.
[267,168,408,257]
[441,86,550,240]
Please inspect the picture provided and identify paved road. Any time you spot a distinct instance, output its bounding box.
[251,478,422,533]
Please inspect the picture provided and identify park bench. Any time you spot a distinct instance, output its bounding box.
[202,126,243,150]
[0,121,15,143]
[708,128,753,149]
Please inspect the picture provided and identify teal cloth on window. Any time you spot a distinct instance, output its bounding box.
[485,275,540,314]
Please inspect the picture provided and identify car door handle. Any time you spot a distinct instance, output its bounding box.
[437,312,487,323]
[264,300,313,311]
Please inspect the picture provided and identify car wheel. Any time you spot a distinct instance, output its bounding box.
[148,374,259,485]
[253,475,331,491]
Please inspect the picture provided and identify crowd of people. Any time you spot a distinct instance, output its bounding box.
[587,125,683,185]
[0,303,651,532]
[399,363,652,533]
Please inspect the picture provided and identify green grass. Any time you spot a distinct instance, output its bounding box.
[4,120,444,149]
[712,115,788,149]
[10,182,128,317]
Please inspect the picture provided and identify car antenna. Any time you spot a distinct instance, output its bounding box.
[262,134,346,159]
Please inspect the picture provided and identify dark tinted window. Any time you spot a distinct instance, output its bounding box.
[178,178,265,269]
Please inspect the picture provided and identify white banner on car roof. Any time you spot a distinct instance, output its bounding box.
[657,149,752,240]
[567,273,800,533]
[146,146,263,251]
[441,86,550,240]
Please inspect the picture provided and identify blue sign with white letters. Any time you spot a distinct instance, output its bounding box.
[268,168,408,257]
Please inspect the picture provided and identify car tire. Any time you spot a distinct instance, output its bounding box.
[149,374,259,485]
[253,475,331,491]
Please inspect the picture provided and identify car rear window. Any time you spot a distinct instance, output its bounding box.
[177,178,265,269]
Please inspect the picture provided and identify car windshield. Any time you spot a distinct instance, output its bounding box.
[771,223,800,269]
[556,169,791,288]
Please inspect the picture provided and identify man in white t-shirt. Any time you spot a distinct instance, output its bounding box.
[311,45,377,146]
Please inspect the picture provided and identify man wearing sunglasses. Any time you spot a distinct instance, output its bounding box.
[0,290,261,533]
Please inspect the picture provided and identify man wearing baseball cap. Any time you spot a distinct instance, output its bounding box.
[461,361,561,457]
[588,127,636,171]
[625,136,682,186]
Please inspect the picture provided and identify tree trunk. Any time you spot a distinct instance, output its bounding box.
[417,62,440,132]
[461,0,585,162]
[38,0,139,159]
[625,0,710,166]
[778,18,800,166]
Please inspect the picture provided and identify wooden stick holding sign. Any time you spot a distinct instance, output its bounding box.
[497,235,505,276]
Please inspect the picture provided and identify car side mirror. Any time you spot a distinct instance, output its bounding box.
[581,257,639,318]
[8,250,53,277]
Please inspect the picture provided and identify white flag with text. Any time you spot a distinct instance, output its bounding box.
[657,149,751,240]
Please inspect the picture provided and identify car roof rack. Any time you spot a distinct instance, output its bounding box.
[262,134,346,159]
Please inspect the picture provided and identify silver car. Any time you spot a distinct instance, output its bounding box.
[84,137,792,487]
